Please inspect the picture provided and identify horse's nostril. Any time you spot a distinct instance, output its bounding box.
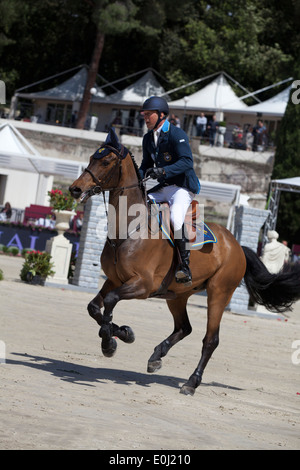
[69,186,82,199]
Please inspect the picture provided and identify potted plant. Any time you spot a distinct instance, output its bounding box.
[48,189,77,235]
[218,121,227,134]
[48,189,77,212]
[20,250,55,285]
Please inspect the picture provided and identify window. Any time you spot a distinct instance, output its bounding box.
[46,103,72,126]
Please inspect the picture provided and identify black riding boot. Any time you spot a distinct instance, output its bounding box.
[174,230,192,286]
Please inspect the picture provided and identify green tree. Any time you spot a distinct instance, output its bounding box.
[271,78,300,244]
[160,1,294,95]
[76,0,141,129]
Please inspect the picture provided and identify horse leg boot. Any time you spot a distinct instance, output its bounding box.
[99,277,150,357]
[174,226,192,286]
[88,284,135,346]
[99,291,118,358]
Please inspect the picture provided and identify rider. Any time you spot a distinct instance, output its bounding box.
[139,96,200,285]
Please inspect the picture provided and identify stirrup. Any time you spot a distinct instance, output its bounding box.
[175,265,192,286]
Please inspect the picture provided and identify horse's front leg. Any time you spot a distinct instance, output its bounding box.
[99,276,150,357]
[88,279,135,350]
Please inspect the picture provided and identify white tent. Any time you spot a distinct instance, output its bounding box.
[0,122,84,178]
[0,122,85,209]
[169,74,248,112]
[243,85,291,117]
[97,70,167,106]
[17,66,106,102]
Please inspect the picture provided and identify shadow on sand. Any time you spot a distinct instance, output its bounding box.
[7,351,243,392]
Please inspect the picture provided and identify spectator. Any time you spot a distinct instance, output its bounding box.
[207,114,219,146]
[0,202,12,221]
[261,230,291,273]
[196,112,207,138]
[252,119,267,151]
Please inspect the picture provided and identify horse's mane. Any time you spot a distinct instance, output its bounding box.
[126,149,146,195]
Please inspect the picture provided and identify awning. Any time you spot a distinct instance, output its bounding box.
[198,180,241,204]
[0,121,85,179]
[0,149,85,179]
[272,177,300,190]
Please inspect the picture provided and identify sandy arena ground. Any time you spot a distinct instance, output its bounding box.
[0,254,299,450]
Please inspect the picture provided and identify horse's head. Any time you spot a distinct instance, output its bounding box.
[69,128,128,203]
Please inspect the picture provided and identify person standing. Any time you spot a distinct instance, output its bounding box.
[252,119,267,151]
[139,96,200,285]
[196,112,207,138]
[207,114,219,146]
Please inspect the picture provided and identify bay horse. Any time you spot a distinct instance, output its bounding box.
[69,129,300,396]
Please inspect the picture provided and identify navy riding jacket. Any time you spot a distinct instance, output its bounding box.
[139,120,200,194]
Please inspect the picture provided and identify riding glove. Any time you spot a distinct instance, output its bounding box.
[146,167,166,180]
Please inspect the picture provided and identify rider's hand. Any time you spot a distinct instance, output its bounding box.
[146,167,165,180]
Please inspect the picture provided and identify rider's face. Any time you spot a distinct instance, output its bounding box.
[143,111,164,130]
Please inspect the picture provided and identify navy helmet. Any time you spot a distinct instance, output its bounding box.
[142,96,169,116]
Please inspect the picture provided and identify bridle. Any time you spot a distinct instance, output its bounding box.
[83,143,150,197]
[84,144,126,195]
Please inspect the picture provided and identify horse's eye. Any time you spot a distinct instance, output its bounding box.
[102,160,110,167]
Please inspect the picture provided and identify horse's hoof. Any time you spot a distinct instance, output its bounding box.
[102,337,117,358]
[180,384,195,396]
[118,325,135,344]
[147,359,162,373]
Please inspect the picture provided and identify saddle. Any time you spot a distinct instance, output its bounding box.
[148,199,217,299]
[150,199,217,248]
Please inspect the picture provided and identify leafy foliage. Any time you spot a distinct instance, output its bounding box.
[20,250,55,281]
[0,0,298,99]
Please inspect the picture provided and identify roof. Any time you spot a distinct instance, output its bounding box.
[169,74,248,112]
[96,70,167,106]
[17,67,106,102]
[272,177,300,190]
[0,122,84,179]
[243,85,291,117]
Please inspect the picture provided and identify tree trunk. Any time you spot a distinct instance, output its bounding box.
[76,30,105,130]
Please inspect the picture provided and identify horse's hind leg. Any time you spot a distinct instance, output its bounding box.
[147,295,192,373]
[180,285,234,396]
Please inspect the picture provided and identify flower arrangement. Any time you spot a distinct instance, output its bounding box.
[20,250,55,284]
[48,189,77,212]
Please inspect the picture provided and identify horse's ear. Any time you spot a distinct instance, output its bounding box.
[105,127,121,151]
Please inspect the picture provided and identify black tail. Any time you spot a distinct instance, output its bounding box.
[242,246,300,313]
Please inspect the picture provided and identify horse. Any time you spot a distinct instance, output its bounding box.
[69,128,300,396]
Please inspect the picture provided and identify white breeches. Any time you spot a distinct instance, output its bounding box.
[148,185,194,232]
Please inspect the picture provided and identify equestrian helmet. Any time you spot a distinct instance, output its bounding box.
[142,96,169,116]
